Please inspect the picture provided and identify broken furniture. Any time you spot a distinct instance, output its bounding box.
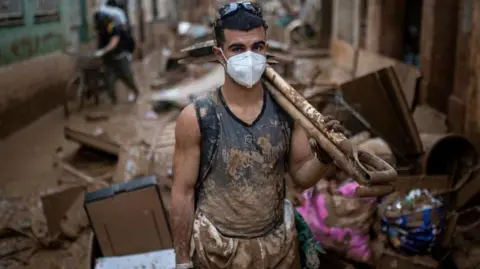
[84,175,172,257]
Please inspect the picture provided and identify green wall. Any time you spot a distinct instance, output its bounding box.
[0,0,86,67]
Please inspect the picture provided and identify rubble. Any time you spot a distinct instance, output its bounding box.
[0,191,90,268]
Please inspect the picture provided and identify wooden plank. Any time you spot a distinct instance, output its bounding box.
[365,0,406,59]
[65,126,120,155]
[465,0,480,143]
[420,0,459,112]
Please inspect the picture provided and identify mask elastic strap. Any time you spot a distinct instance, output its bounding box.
[219,49,228,67]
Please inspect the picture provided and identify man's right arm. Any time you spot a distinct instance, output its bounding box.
[171,104,201,264]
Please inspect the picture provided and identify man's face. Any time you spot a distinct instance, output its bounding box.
[213,26,266,61]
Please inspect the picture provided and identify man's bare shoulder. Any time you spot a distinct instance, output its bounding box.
[175,104,201,145]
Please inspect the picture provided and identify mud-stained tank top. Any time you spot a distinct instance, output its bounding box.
[195,87,291,238]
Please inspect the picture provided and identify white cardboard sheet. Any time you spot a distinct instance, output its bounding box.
[94,249,175,269]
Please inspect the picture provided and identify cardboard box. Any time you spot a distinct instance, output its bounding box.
[84,176,172,256]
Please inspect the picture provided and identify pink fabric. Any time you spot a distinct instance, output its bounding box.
[296,182,374,262]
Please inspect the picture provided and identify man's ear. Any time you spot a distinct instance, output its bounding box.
[212,46,225,64]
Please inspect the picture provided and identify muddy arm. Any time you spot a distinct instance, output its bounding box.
[171,104,201,264]
[289,122,332,189]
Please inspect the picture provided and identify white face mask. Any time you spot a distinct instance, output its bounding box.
[221,50,267,88]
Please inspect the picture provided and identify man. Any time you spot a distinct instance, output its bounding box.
[171,2,344,269]
[94,9,139,104]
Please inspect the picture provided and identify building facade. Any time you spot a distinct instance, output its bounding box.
[0,0,209,138]
[0,0,87,138]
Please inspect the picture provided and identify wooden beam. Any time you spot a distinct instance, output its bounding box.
[465,0,480,143]
[318,0,333,48]
[420,0,459,112]
[365,0,406,60]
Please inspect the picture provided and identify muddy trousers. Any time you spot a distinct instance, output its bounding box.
[191,200,301,269]
[104,56,139,104]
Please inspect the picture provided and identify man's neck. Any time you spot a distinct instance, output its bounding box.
[222,76,264,106]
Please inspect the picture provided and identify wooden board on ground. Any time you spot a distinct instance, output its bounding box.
[65,105,178,156]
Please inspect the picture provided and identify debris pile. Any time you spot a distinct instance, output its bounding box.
[0,188,89,268]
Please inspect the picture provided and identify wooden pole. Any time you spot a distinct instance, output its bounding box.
[264,67,397,185]
[265,82,394,197]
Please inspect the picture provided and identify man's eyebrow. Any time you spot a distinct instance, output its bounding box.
[227,43,246,49]
[252,41,266,46]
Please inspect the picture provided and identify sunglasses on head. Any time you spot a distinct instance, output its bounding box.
[218,1,262,20]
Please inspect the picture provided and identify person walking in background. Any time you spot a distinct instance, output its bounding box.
[93,11,139,104]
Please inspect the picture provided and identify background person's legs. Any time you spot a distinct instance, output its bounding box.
[104,63,118,105]
[114,57,139,101]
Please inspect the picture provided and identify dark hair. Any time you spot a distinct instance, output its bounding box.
[106,0,118,7]
[214,10,268,48]
[94,11,112,31]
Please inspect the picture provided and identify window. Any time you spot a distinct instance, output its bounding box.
[35,0,60,23]
[0,0,23,26]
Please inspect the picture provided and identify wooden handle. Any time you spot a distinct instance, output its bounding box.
[266,82,371,184]
[265,66,347,144]
[264,67,397,185]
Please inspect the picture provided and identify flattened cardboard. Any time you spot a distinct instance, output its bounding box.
[84,176,172,256]
[41,185,87,235]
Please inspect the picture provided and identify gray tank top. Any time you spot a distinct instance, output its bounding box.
[196,88,290,238]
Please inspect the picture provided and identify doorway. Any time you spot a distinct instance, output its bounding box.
[403,0,422,67]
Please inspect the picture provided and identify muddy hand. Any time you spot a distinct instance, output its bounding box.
[310,116,348,164]
[323,115,347,134]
